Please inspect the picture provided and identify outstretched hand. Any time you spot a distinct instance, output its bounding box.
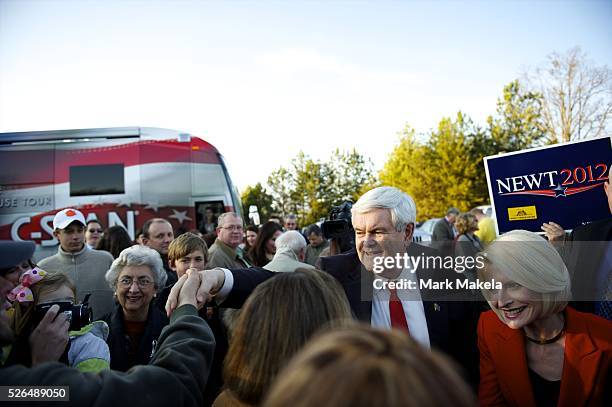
[166,268,226,317]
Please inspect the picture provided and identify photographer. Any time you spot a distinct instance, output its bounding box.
[319,201,356,259]
[0,240,215,407]
[5,270,110,372]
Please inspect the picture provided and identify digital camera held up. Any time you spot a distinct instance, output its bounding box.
[34,293,93,331]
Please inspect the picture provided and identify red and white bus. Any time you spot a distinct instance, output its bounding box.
[0,127,242,261]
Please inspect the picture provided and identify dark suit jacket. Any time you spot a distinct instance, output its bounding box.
[223,247,481,386]
[432,217,454,241]
[478,307,612,406]
[318,245,480,387]
[561,217,612,314]
[431,218,456,256]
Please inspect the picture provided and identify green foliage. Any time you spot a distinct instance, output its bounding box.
[486,80,546,152]
[381,80,546,220]
[240,182,274,224]
[264,149,376,226]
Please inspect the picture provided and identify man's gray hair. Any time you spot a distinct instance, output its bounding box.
[352,186,417,232]
[218,212,242,228]
[446,207,460,216]
[105,245,168,293]
[275,231,307,255]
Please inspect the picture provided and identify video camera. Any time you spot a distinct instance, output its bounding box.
[321,201,355,252]
[34,294,93,331]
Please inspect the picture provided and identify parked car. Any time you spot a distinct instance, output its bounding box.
[475,205,493,217]
[413,218,440,243]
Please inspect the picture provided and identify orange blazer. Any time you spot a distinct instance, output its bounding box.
[478,307,611,407]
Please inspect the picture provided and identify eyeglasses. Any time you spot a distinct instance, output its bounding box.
[221,225,243,231]
[88,229,104,233]
[118,277,154,288]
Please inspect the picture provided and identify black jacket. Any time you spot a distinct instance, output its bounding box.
[101,301,169,372]
[222,247,481,388]
[318,246,481,388]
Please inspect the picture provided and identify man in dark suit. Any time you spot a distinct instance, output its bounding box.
[166,187,480,387]
[542,171,612,319]
[319,187,479,386]
[431,207,460,256]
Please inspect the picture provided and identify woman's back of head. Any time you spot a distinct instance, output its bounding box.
[223,268,352,405]
[264,324,477,407]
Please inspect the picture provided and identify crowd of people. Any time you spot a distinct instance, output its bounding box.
[0,180,611,406]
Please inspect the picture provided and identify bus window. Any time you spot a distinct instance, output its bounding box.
[70,164,125,196]
[195,201,225,235]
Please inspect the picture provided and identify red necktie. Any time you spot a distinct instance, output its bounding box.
[389,287,409,333]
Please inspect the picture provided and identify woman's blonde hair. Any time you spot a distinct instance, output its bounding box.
[478,229,571,318]
[263,324,476,407]
[10,272,76,337]
[455,212,478,235]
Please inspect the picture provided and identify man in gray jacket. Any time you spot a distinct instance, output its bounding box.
[0,240,215,407]
[37,209,114,319]
[207,212,251,269]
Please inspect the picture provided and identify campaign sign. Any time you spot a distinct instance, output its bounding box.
[484,136,611,234]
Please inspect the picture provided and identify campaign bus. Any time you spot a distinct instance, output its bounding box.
[0,127,242,260]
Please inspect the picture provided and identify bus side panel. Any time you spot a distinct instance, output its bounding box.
[139,141,195,232]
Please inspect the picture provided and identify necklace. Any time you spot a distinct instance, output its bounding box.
[524,317,566,345]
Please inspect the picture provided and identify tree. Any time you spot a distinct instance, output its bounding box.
[328,148,376,203]
[381,80,549,221]
[486,80,546,152]
[525,47,612,143]
[380,114,488,220]
[241,182,275,224]
[266,149,375,226]
[267,167,293,218]
[379,125,429,209]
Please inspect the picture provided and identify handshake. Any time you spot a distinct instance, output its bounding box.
[165,268,227,316]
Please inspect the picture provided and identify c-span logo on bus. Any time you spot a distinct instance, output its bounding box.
[495,163,608,198]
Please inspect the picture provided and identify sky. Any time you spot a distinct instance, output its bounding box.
[1,0,611,192]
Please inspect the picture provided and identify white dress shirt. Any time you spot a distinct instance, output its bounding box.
[371,266,431,349]
[217,266,431,349]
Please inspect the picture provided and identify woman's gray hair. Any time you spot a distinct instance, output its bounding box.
[480,229,571,318]
[105,245,168,293]
[352,186,417,232]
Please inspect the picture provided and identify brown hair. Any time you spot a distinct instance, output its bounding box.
[96,225,133,259]
[264,325,477,407]
[248,221,283,267]
[167,232,209,267]
[222,268,352,405]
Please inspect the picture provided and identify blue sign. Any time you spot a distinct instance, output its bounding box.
[484,136,611,234]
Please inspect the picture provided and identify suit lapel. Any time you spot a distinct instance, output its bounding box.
[494,326,537,407]
[558,309,603,405]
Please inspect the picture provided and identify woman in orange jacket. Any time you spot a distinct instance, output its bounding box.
[477,230,611,406]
